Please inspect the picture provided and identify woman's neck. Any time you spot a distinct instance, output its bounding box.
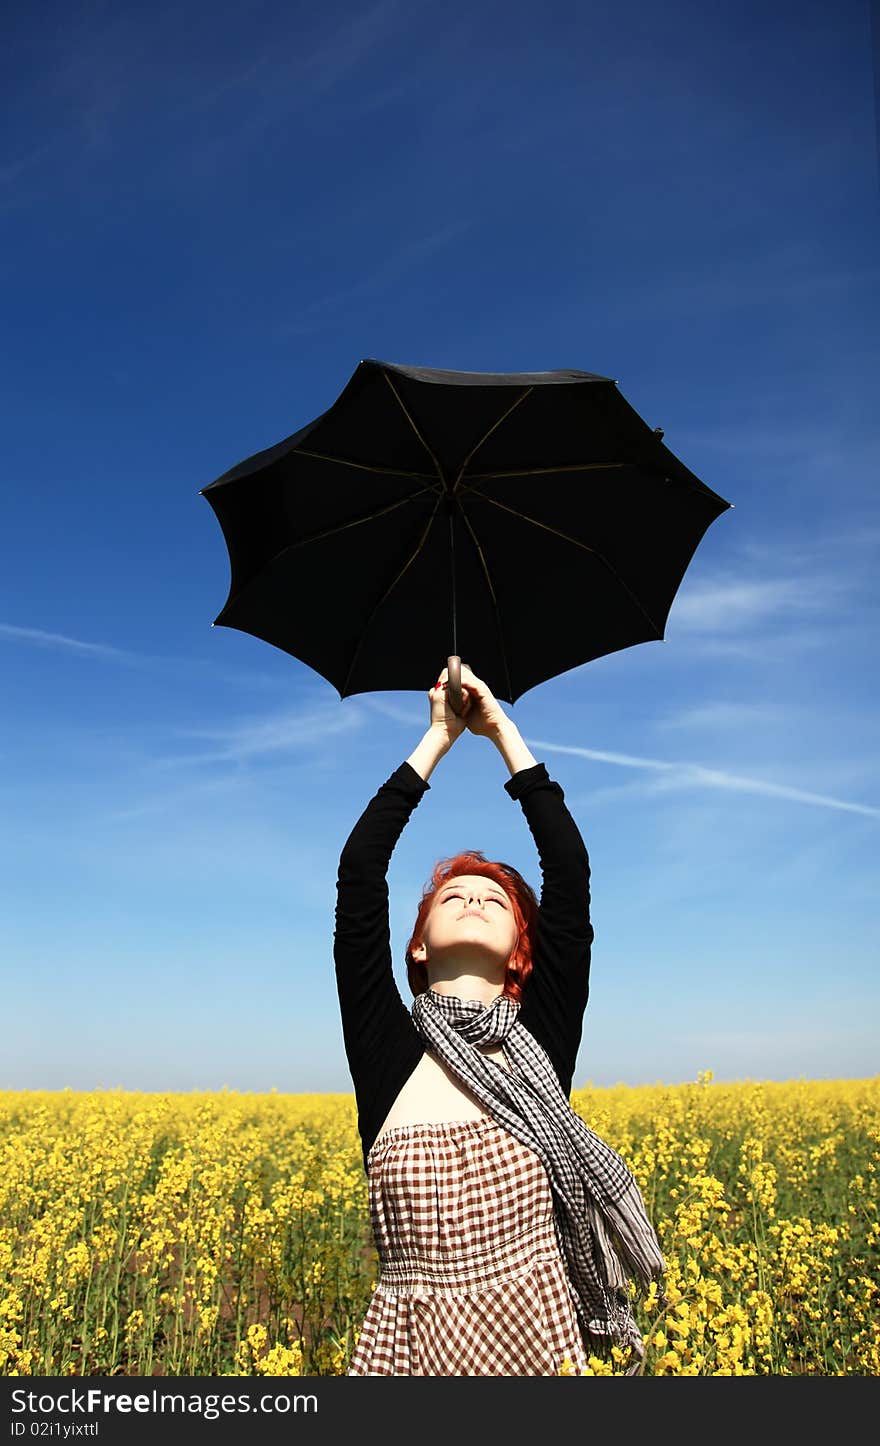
[427,973,504,1006]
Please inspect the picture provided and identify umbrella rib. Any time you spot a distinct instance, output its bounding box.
[272,487,440,554]
[468,490,665,638]
[461,462,630,485]
[382,371,446,485]
[340,493,444,697]
[293,447,440,487]
[451,388,534,488]
[219,493,440,622]
[455,501,515,701]
[461,460,713,499]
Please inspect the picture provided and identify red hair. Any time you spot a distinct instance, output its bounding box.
[405,851,539,1004]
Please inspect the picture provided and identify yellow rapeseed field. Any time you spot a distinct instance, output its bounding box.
[1,1076,877,1376]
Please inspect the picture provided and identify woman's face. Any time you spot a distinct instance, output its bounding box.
[411,874,518,973]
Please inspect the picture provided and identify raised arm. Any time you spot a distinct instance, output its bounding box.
[459,666,593,1095]
[505,763,592,1094]
[333,668,472,1149]
[334,762,428,1115]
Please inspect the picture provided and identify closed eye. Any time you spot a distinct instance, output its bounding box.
[440,890,508,907]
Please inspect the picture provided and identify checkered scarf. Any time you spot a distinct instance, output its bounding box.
[411,988,666,1371]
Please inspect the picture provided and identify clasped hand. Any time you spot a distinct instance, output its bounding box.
[428,664,508,746]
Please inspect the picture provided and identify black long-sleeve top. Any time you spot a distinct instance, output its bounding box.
[334,760,594,1172]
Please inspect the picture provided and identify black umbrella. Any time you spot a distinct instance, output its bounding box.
[200,359,731,711]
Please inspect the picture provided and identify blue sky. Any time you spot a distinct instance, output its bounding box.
[2,0,877,1094]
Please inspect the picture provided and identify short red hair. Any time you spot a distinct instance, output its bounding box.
[405,851,539,1003]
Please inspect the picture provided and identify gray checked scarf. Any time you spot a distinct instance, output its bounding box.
[411,988,666,1372]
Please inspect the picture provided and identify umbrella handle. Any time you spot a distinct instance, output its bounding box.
[447,655,463,716]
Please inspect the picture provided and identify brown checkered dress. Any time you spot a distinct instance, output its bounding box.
[347,1116,591,1376]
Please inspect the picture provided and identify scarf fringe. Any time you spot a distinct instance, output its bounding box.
[600,1182,667,1294]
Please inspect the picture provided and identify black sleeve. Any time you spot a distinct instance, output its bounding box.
[505,763,593,1096]
[333,762,428,1154]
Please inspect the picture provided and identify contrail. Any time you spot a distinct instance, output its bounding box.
[0,622,132,658]
[0,622,287,688]
[525,738,880,819]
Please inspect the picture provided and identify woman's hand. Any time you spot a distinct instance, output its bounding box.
[457,666,538,773]
[406,666,473,782]
[408,664,536,782]
[458,665,509,739]
[427,665,472,748]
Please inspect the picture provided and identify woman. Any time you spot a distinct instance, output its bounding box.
[334,664,664,1376]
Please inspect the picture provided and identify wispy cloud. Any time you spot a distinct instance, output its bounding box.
[678,421,880,469]
[0,140,59,195]
[182,0,419,137]
[2,0,421,211]
[279,220,472,336]
[165,0,430,191]
[0,621,297,691]
[668,575,846,635]
[350,693,879,818]
[158,701,365,768]
[358,695,424,726]
[525,738,880,818]
[292,0,418,102]
[660,552,875,661]
[98,773,249,824]
[95,702,366,820]
[350,689,879,817]
[655,701,787,730]
[0,622,133,660]
[616,243,880,322]
[728,528,880,580]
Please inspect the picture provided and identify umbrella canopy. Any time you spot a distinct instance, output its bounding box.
[200,359,731,704]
